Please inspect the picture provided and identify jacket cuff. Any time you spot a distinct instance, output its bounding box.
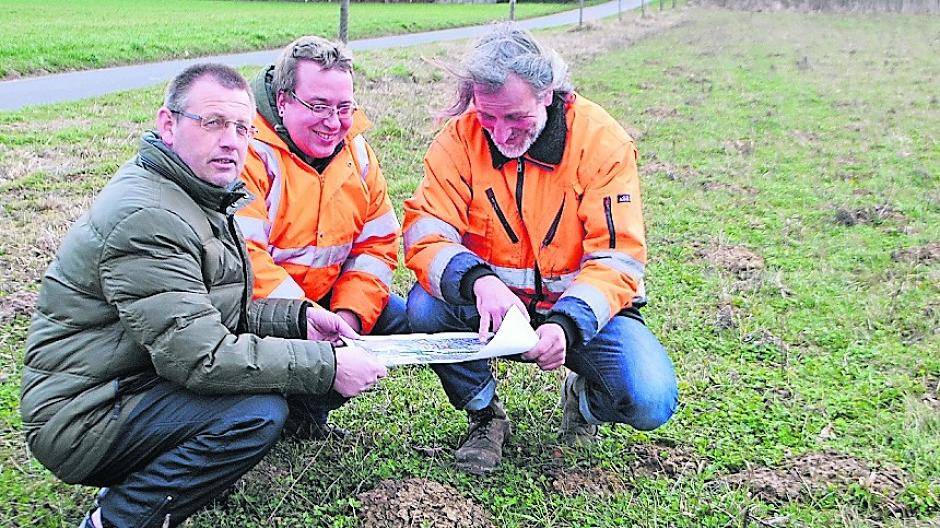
[543,312,582,351]
[248,298,311,339]
[547,296,601,346]
[440,251,491,305]
[459,264,498,303]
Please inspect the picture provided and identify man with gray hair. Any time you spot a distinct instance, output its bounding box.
[236,36,409,440]
[21,63,387,527]
[404,24,678,474]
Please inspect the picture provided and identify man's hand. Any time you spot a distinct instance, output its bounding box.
[306,307,359,344]
[522,323,566,371]
[473,275,530,340]
[333,345,388,398]
[335,309,362,334]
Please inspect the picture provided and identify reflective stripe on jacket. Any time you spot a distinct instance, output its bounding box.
[236,112,400,332]
[403,94,647,346]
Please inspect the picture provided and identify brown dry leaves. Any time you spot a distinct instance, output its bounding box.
[357,478,493,528]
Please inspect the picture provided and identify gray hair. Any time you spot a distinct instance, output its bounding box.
[442,23,572,117]
[164,63,253,112]
[272,36,354,96]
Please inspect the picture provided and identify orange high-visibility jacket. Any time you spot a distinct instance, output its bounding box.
[403,93,647,346]
[236,112,400,333]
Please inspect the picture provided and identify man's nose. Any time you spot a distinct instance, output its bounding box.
[218,122,241,147]
[493,121,514,144]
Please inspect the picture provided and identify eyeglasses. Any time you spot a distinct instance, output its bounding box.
[171,110,257,138]
[290,91,356,119]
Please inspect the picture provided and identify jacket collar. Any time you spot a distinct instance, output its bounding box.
[250,65,370,170]
[136,131,251,214]
[486,93,568,170]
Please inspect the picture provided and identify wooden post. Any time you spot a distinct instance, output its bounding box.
[339,0,349,43]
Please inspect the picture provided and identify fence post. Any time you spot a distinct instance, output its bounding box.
[339,0,349,43]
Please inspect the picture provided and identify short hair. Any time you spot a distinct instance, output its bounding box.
[272,36,353,96]
[164,63,253,112]
[442,23,573,118]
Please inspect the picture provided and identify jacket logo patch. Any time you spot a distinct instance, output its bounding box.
[617,193,631,203]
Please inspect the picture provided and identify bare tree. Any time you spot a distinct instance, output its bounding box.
[339,0,349,43]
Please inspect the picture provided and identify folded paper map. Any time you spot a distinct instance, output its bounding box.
[343,306,538,367]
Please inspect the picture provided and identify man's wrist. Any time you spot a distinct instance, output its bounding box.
[460,264,498,302]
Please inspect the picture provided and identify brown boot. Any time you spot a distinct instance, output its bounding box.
[559,372,599,446]
[455,397,511,475]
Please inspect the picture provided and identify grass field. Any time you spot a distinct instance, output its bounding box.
[0,0,589,79]
[1,4,938,527]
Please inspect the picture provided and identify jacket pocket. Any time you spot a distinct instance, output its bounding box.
[485,188,519,244]
[541,198,565,248]
[603,196,616,249]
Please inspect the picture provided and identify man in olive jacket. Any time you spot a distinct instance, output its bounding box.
[20,63,387,528]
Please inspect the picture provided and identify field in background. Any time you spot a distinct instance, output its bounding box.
[0,0,587,79]
[1,4,938,527]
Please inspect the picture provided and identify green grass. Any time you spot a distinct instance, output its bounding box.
[0,0,588,78]
[1,5,938,527]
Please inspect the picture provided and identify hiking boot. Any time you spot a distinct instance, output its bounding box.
[455,397,511,475]
[559,372,599,446]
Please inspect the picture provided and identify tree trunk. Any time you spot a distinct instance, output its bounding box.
[339,0,349,44]
[618,0,623,20]
[509,0,516,21]
[641,0,646,17]
[579,0,585,27]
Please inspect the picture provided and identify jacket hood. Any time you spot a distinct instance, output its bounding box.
[250,65,371,166]
[137,131,251,214]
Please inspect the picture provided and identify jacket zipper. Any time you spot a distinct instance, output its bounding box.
[227,215,251,332]
[141,495,173,528]
[541,199,565,247]
[603,196,616,249]
[485,188,519,244]
[517,159,544,315]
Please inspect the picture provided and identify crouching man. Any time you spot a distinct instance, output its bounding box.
[20,63,386,528]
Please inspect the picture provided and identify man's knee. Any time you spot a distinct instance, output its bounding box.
[622,377,678,431]
[406,284,448,333]
[224,394,289,446]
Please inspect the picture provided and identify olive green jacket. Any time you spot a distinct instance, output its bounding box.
[20,132,336,484]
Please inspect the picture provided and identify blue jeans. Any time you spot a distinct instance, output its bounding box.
[84,380,288,527]
[286,293,410,425]
[407,284,678,429]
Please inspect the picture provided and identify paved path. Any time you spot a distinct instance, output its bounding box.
[0,0,638,111]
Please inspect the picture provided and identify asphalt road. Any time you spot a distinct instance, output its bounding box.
[0,0,639,111]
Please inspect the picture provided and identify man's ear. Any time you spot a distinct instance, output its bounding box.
[540,89,553,106]
[156,107,176,146]
[275,91,287,117]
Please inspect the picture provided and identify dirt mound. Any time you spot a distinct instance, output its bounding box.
[630,442,702,478]
[892,242,940,265]
[640,160,696,181]
[833,203,905,226]
[723,138,754,155]
[0,290,38,323]
[696,243,765,280]
[548,467,629,497]
[357,478,494,528]
[722,452,910,515]
[713,303,738,331]
[644,106,679,118]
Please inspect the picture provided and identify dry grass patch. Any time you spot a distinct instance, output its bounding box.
[695,242,766,280]
[722,452,911,516]
[548,467,629,497]
[356,478,494,528]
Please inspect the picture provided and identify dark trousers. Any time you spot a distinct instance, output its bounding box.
[84,380,289,528]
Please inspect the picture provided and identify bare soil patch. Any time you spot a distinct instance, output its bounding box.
[833,203,906,226]
[891,242,940,265]
[722,452,910,516]
[548,467,629,497]
[629,442,703,478]
[923,376,940,411]
[695,242,765,280]
[0,290,37,324]
[645,105,679,119]
[641,160,698,182]
[713,303,738,331]
[723,138,755,156]
[357,478,494,528]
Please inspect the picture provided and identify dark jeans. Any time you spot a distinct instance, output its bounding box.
[84,380,289,528]
[286,293,410,425]
[406,284,678,429]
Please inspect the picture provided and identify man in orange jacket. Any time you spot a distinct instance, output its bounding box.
[404,24,678,474]
[237,36,408,440]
